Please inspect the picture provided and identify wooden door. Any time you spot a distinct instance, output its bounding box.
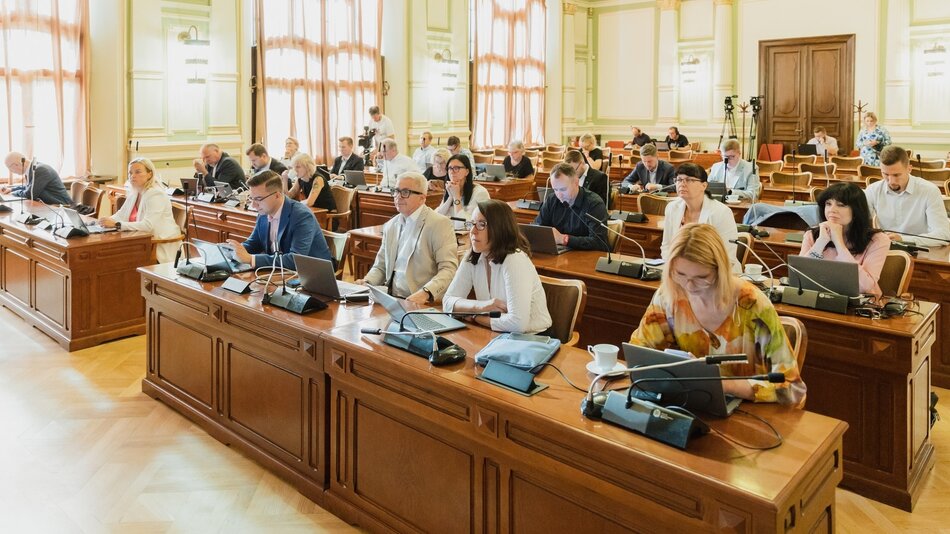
[759,35,855,155]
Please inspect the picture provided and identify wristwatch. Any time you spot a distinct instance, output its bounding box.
[453,199,461,206]
[115,222,121,230]
[423,287,434,302]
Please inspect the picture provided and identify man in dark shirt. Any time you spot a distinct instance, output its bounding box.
[664,127,690,149]
[563,149,609,208]
[621,143,676,193]
[628,126,652,148]
[246,143,288,188]
[330,136,365,177]
[534,163,609,251]
[193,143,246,190]
[2,152,73,205]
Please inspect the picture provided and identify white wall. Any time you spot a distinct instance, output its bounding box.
[88,0,127,181]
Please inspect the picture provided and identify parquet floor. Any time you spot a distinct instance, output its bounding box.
[0,304,947,533]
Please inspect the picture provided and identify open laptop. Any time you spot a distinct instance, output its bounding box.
[787,255,860,297]
[797,144,818,156]
[622,343,742,417]
[367,284,466,334]
[706,181,727,199]
[484,164,506,181]
[654,141,671,151]
[343,170,366,187]
[191,239,254,274]
[62,207,116,234]
[536,186,554,202]
[519,224,569,255]
[293,254,368,300]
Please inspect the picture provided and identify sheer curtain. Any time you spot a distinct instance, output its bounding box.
[255,0,382,163]
[0,0,88,178]
[472,0,546,149]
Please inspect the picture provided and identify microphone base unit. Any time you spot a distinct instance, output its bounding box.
[15,213,43,225]
[53,226,89,239]
[381,331,467,366]
[0,205,12,213]
[775,286,849,314]
[610,211,647,223]
[175,263,230,282]
[890,241,928,257]
[266,291,327,314]
[600,391,707,450]
[735,224,770,238]
[515,199,542,211]
[595,256,644,279]
[783,200,816,207]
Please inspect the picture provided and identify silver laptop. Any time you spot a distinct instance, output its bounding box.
[293,254,368,300]
[519,223,569,255]
[367,285,466,334]
[191,239,253,274]
[654,142,671,151]
[62,207,116,234]
[622,343,742,417]
[787,255,860,297]
[343,170,366,187]
[484,164,506,181]
[537,186,554,202]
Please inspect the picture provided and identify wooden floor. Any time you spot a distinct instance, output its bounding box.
[0,304,947,533]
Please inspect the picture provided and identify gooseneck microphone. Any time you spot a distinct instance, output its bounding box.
[397,310,501,332]
[564,200,612,254]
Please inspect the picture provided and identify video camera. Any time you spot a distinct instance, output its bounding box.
[358,126,377,152]
[749,95,764,113]
[724,95,738,113]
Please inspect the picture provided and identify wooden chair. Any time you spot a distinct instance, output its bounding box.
[524,149,539,159]
[783,154,817,166]
[626,153,642,166]
[149,204,187,264]
[605,140,626,149]
[809,186,825,203]
[493,148,508,159]
[323,230,351,279]
[857,165,880,178]
[539,275,586,347]
[910,159,946,170]
[70,180,88,205]
[799,162,836,177]
[866,176,882,187]
[637,194,672,216]
[669,149,692,162]
[690,142,701,152]
[473,153,493,164]
[606,218,624,253]
[325,185,357,231]
[81,186,105,217]
[541,150,564,161]
[779,316,808,370]
[541,158,562,172]
[830,156,863,174]
[879,250,914,297]
[545,144,566,153]
[918,168,950,191]
[113,194,126,213]
[735,232,752,266]
[528,155,540,171]
[756,160,784,176]
[769,171,812,188]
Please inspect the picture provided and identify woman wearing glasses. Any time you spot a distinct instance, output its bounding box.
[436,154,491,230]
[630,223,806,406]
[798,182,889,298]
[443,199,552,334]
[423,148,452,192]
[660,162,739,272]
[502,140,535,178]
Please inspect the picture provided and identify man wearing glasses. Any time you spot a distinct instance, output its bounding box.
[226,171,332,271]
[377,139,420,189]
[357,172,458,304]
[534,163,610,251]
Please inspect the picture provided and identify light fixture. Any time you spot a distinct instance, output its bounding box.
[924,42,946,78]
[680,54,700,66]
[434,48,459,92]
[178,25,210,46]
[177,25,209,84]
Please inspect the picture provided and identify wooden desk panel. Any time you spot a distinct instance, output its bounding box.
[476,177,534,201]
[354,190,442,228]
[171,196,328,243]
[0,202,150,350]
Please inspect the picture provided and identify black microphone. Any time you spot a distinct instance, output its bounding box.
[517,174,550,210]
[360,324,467,366]
[628,372,786,405]
[879,228,950,245]
[584,211,645,260]
[398,310,500,332]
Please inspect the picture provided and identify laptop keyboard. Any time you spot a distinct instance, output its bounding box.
[410,314,445,331]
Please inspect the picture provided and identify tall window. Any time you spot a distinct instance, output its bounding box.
[0,0,87,178]
[472,0,546,149]
[255,0,382,163]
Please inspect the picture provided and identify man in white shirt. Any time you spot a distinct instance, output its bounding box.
[368,105,395,152]
[707,139,759,200]
[446,135,475,167]
[412,131,436,170]
[865,145,950,247]
[377,139,420,189]
[807,126,839,157]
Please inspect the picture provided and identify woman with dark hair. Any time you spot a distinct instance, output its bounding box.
[660,162,739,272]
[799,182,890,297]
[443,199,552,334]
[436,154,491,230]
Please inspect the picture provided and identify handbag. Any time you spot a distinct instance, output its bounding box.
[474,333,561,371]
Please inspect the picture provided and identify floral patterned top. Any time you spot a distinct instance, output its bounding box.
[629,280,807,407]
[856,125,891,166]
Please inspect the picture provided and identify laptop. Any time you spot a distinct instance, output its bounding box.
[343,170,366,187]
[484,164,506,181]
[519,223,569,255]
[367,284,466,334]
[706,181,727,199]
[654,142,671,151]
[191,239,254,274]
[797,144,818,156]
[536,186,554,202]
[213,181,234,197]
[62,207,116,234]
[180,177,199,196]
[787,255,860,297]
[293,254,368,300]
[622,343,742,417]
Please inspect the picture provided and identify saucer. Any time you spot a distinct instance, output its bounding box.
[726,199,742,205]
[742,273,768,282]
[586,360,626,375]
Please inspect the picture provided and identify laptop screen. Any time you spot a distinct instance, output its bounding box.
[787,255,860,297]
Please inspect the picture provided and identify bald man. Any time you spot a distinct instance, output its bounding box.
[192,143,246,190]
[2,152,72,205]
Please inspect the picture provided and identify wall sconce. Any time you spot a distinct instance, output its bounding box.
[178,25,209,84]
[924,42,946,77]
[680,54,700,84]
[434,49,459,92]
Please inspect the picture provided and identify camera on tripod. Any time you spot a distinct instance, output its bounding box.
[724,95,738,113]
[357,126,377,152]
[750,95,764,112]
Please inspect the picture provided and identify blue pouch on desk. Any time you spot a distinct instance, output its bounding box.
[474,333,561,372]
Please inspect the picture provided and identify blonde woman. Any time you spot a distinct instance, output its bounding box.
[579,133,604,171]
[99,158,181,263]
[287,152,336,212]
[856,112,891,166]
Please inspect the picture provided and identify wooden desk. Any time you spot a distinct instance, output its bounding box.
[139,264,846,532]
[0,201,151,350]
[348,225,384,280]
[475,177,534,201]
[170,195,328,242]
[531,249,938,511]
[760,184,813,202]
[354,190,442,228]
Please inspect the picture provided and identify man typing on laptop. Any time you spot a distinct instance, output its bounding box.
[533,163,610,251]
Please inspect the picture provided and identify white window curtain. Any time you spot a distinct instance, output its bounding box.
[255,0,382,163]
[0,0,88,178]
[472,0,546,149]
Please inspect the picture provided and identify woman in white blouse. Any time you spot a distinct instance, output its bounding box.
[443,199,552,334]
[436,154,490,231]
[660,162,740,273]
[99,157,181,263]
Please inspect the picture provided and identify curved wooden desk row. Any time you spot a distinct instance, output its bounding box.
[139,263,845,532]
[0,201,151,350]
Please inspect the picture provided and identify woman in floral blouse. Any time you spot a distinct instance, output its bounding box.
[856,112,891,166]
[629,223,807,407]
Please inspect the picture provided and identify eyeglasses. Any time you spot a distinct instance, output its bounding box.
[674,177,703,185]
[464,220,488,231]
[671,271,716,289]
[447,166,466,172]
[249,191,277,203]
[391,188,424,199]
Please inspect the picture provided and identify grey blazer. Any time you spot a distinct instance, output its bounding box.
[707,159,760,200]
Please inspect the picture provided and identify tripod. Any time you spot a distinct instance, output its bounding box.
[745,98,763,161]
[718,96,739,149]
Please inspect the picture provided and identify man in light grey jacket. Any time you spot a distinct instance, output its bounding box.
[707,139,760,200]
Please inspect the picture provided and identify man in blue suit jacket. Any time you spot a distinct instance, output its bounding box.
[226,171,331,271]
[707,139,760,200]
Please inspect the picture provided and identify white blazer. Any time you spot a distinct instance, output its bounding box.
[661,196,740,273]
[111,185,181,263]
[435,183,491,230]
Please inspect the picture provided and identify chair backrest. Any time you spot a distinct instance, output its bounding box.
[866,175,882,187]
[331,185,357,213]
[735,232,752,266]
[524,149,539,159]
[539,275,586,345]
[473,153,493,164]
[910,159,946,170]
[858,164,880,178]
[81,186,105,217]
[784,154,817,165]
[323,230,350,279]
[541,157,562,171]
[770,171,812,188]
[114,194,126,213]
[627,153,642,166]
[541,150,563,160]
[830,156,863,172]
[808,186,825,203]
[171,203,188,232]
[779,316,808,371]
[669,149,692,160]
[755,160,784,175]
[493,147,508,158]
[605,140,625,149]
[879,250,914,297]
[637,193,672,216]
[690,141,701,152]
[918,168,950,190]
[799,162,837,177]
[606,218,624,252]
[70,180,88,205]
[546,144,566,153]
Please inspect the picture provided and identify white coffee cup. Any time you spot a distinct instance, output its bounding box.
[744,263,763,277]
[725,194,740,203]
[587,344,620,372]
